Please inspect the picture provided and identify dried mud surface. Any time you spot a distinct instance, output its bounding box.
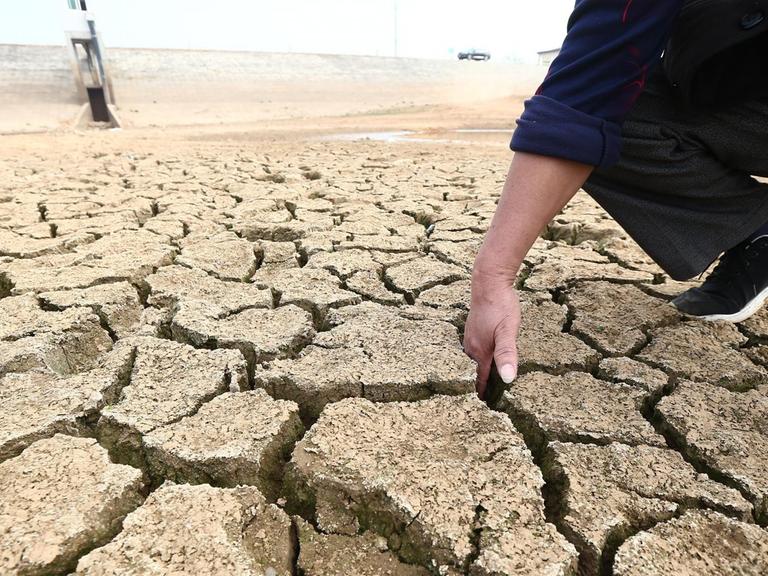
[1,131,767,575]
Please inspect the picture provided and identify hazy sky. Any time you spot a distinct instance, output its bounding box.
[1,0,574,62]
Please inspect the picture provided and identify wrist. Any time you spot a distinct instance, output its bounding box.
[471,263,519,304]
[472,249,521,286]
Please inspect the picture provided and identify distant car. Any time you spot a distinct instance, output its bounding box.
[458,50,491,61]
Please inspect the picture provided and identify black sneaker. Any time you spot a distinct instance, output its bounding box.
[672,237,768,322]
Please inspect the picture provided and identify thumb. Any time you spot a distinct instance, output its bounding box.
[493,315,519,384]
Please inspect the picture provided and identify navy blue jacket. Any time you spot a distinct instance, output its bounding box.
[511,0,685,166]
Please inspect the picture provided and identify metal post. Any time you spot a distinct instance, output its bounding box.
[86,18,110,105]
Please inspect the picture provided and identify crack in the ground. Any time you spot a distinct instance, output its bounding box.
[489,359,757,576]
[735,322,768,347]
[652,408,765,526]
[0,271,16,298]
[488,401,584,576]
[594,245,666,284]
[98,370,232,482]
[463,504,486,575]
[289,516,302,576]
[7,142,768,574]
[37,201,48,223]
[155,290,318,385]
[423,242,472,273]
[595,508,688,576]
[58,485,151,576]
[381,268,416,305]
[634,280,678,301]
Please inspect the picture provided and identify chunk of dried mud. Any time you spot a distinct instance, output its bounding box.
[255,305,474,418]
[286,395,577,574]
[613,510,768,576]
[544,441,752,576]
[75,483,293,575]
[657,380,768,522]
[0,434,144,576]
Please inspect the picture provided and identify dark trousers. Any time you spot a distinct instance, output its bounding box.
[583,69,768,281]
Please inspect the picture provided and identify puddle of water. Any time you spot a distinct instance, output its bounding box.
[323,130,418,142]
[453,128,511,133]
[320,128,511,144]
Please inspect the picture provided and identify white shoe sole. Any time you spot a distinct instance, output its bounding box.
[696,284,768,323]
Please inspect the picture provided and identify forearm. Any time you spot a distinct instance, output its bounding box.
[473,152,593,284]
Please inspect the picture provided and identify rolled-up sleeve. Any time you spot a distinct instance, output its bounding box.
[511,0,685,167]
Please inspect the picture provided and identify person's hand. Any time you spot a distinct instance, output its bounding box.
[461,152,591,398]
[463,270,521,399]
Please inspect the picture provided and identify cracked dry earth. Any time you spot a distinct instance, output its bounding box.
[1,134,768,576]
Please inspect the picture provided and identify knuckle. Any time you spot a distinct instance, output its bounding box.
[494,346,517,356]
[494,323,519,339]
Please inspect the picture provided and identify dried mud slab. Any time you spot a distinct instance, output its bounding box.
[96,337,247,465]
[0,311,112,376]
[383,255,469,301]
[500,372,665,448]
[173,303,315,367]
[598,237,663,275]
[744,344,768,370]
[417,279,470,311]
[613,510,768,576]
[0,230,176,294]
[75,483,293,576]
[427,239,481,271]
[176,231,259,281]
[256,305,475,418]
[337,207,418,237]
[0,227,94,258]
[252,267,362,322]
[546,193,626,246]
[305,248,383,279]
[517,293,601,375]
[146,265,273,316]
[656,380,768,522]
[48,215,139,238]
[233,208,335,241]
[143,390,303,498]
[295,518,430,576]
[565,282,678,356]
[0,345,132,461]
[286,395,578,575]
[545,442,752,576]
[0,434,144,576]
[39,282,143,338]
[397,303,466,327]
[297,230,350,258]
[338,233,421,253]
[523,245,653,292]
[0,294,103,340]
[257,240,300,270]
[637,321,768,390]
[147,266,315,365]
[597,357,669,396]
[141,216,186,239]
[346,269,405,305]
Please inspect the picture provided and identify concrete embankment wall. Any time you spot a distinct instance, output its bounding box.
[0,44,542,132]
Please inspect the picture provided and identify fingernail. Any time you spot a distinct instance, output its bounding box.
[499,364,517,384]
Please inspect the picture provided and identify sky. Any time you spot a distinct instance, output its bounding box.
[0,0,574,62]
